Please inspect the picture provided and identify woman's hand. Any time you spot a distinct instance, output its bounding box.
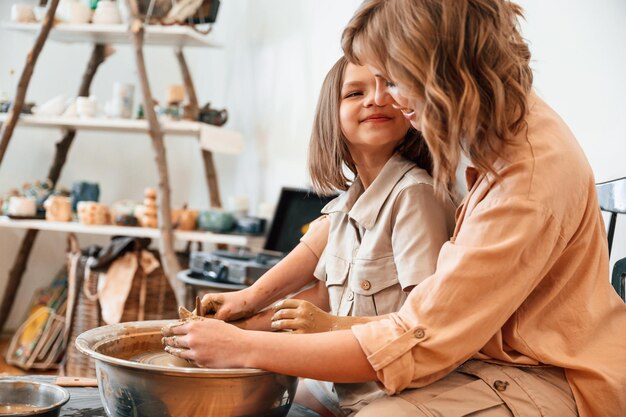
[271,299,336,333]
[201,288,258,322]
[161,318,247,368]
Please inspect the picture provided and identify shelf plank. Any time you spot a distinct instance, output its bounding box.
[0,114,243,154]
[2,22,220,48]
[0,216,265,248]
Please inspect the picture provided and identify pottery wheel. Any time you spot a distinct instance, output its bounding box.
[130,351,197,368]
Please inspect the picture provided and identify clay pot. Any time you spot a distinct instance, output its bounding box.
[43,196,72,222]
[172,207,198,231]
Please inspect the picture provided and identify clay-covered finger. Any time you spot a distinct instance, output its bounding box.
[271,308,300,322]
[270,318,303,331]
[201,294,224,315]
[272,299,304,311]
[162,335,190,349]
[164,345,193,360]
[161,321,190,337]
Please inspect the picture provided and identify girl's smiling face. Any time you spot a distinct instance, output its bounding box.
[366,64,425,131]
[339,63,410,154]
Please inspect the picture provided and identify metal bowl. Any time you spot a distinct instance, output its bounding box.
[0,380,70,417]
[76,320,298,417]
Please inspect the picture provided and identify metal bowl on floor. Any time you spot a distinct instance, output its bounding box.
[76,320,298,417]
[0,380,70,417]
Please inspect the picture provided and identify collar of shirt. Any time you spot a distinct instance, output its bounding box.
[321,153,417,229]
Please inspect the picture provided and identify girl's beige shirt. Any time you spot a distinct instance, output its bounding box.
[306,154,456,414]
[349,94,626,417]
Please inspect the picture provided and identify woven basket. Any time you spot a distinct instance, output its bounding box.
[62,235,178,378]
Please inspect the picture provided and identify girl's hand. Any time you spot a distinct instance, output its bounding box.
[161,319,247,368]
[270,299,336,333]
[271,299,389,333]
[201,289,258,322]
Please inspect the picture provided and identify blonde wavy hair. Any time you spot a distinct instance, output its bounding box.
[342,0,533,194]
[309,56,433,196]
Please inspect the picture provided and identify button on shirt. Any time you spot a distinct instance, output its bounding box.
[350,94,626,417]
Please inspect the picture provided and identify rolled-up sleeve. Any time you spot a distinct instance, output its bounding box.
[299,215,329,260]
[352,196,564,393]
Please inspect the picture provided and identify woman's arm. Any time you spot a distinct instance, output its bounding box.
[162,319,377,382]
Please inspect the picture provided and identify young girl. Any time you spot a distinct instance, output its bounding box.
[166,1,624,415]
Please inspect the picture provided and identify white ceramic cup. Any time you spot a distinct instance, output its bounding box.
[11,4,35,22]
[92,0,122,24]
[67,2,92,24]
[76,96,97,118]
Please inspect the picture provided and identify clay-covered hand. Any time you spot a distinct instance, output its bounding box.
[201,289,258,322]
[161,319,247,368]
[270,299,338,333]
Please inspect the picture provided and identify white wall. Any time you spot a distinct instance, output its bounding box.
[0,0,624,330]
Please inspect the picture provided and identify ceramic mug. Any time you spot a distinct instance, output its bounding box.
[197,209,235,232]
[43,196,72,222]
[11,4,36,22]
[91,0,122,24]
[76,96,97,118]
[67,1,92,24]
[71,181,100,212]
[8,196,37,217]
[77,201,109,225]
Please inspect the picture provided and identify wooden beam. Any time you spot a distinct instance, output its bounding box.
[0,0,60,166]
[175,48,222,209]
[128,10,183,305]
[0,45,109,332]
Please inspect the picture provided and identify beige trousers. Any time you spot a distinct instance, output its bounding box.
[354,360,578,417]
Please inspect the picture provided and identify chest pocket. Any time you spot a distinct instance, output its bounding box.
[324,255,350,316]
[349,257,405,317]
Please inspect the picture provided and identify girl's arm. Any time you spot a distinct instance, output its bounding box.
[202,216,330,323]
[231,281,330,331]
[270,299,389,333]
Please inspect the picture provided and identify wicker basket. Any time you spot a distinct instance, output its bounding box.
[62,235,178,378]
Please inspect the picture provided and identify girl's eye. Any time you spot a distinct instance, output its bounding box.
[385,80,396,88]
[344,91,363,99]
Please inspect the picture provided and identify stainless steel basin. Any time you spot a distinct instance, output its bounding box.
[0,380,70,417]
[76,320,298,417]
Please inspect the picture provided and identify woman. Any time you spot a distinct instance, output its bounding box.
[163,1,626,415]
